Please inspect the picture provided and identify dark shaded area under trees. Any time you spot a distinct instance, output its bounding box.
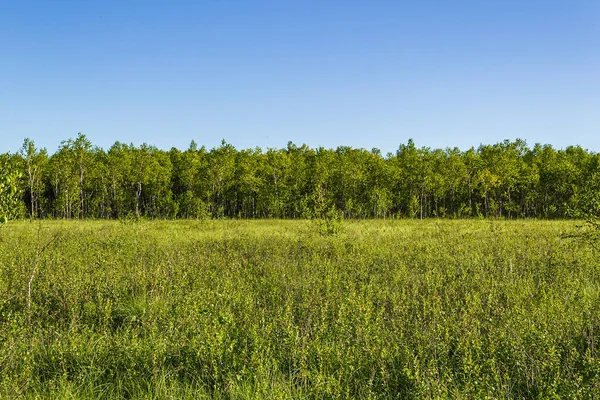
[2,134,599,220]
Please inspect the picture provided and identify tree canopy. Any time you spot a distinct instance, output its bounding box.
[2,134,599,220]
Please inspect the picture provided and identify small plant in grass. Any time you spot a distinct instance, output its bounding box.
[567,217,600,252]
[564,199,600,251]
[314,206,343,236]
[119,211,142,225]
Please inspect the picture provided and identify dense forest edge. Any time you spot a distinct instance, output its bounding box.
[1,134,599,220]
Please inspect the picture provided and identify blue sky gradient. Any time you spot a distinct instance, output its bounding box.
[1,0,598,154]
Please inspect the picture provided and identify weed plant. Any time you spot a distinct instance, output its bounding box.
[0,220,598,398]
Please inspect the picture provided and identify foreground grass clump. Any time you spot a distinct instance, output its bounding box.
[0,219,599,398]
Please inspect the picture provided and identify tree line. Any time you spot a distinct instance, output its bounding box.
[1,134,599,220]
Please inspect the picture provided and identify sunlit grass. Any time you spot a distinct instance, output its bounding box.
[0,219,598,398]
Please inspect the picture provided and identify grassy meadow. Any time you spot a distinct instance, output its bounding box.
[0,219,599,398]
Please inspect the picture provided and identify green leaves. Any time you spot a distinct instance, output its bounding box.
[0,167,23,222]
[2,136,600,219]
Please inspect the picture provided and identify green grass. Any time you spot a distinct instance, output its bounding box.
[0,219,599,399]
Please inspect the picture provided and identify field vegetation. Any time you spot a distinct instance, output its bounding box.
[0,219,598,398]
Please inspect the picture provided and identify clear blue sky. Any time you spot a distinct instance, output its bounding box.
[1,0,599,154]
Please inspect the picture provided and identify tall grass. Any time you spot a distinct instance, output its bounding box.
[0,220,598,398]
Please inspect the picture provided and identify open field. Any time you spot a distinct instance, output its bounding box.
[0,219,599,398]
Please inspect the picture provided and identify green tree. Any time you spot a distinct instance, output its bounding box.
[306,147,336,218]
[132,144,172,218]
[0,155,24,222]
[204,140,236,218]
[89,147,110,218]
[395,139,421,218]
[49,143,77,218]
[260,148,291,218]
[19,138,48,218]
[106,142,132,218]
[234,147,262,218]
[462,147,481,217]
[444,147,467,217]
[70,133,94,218]
[364,150,393,218]
[285,142,311,218]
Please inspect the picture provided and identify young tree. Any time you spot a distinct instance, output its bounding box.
[444,147,467,217]
[260,148,291,218]
[306,147,336,218]
[70,133,94,218]
[204,140,236,218]
[49,144,76,218]
[131,144,172,218]
[106,142,133,218]
[462,147,481,217]
[0,155,24,222]
[396,139,425,218]
[234,147,262,218]
[19,139,48,218]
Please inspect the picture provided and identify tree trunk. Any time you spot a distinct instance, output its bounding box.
[80,165,85,218]
[28,164,35,218]
[136,182,142,217]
